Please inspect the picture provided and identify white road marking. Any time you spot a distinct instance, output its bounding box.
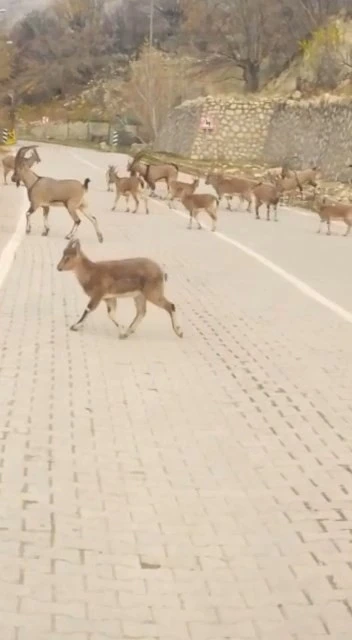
[69,148,352,325]
[0,200,27,290]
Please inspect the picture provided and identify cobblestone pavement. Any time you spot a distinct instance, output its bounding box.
[0,143,351,640]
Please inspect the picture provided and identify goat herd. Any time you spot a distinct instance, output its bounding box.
[1,143,352,339]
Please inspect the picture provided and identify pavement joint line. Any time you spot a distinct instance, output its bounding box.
[68,147,352,326]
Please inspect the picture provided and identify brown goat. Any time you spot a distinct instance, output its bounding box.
[314,196,352,236]
[205,172,255,211]
[57,239,183,338]
[167,177,199,208]
[127,156,178,197]
[181,192,219,231]
[2,146,41,185]
[111,171,148,214]
[252,182,282,221]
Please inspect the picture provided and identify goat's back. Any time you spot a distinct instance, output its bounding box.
[31,177,85,203]
[81,257,165,297]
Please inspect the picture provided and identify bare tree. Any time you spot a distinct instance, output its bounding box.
[122,45,193,139]
[180,0,284,92]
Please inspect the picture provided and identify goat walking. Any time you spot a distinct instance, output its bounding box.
[57,239,183,339]
[127,154,178,198]
[12,145,103,242]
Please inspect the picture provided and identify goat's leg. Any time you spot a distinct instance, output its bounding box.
[79,205,103,243]
[317,217,323,234]
[125,195,130,212]
[3,168,9,185]
[42,206,50,236]
[207,207,217,232]
[274,202,278,222]
[326,219,331,235]
[70,295,101,332]
[131,194,139,214]
[105,299,121,335]
[146,290,183,338]
[344,221,351,237]
[25,205,36,234]
[142,194,149,215]
[112,189,120,211]
[266,204,271,221]
[65,207,81,240]
[244,191,252,212]
[255,200,261,220]
[225,196,232,211]
[148,179,157,198]
[187,211,193,230]
[119,295,147,340]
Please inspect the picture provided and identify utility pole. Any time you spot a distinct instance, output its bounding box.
[149,0,154,49]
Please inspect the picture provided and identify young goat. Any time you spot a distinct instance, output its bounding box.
[205,172,255,211]
[111,171,148,214]
[12,146,103,242]
[57,239,183,339]
[106,164,118,191]
[181,192,219,231]
[314,196,352,236]
[167,177,199,208]
[252,182,282,221]
[2,146,41,185]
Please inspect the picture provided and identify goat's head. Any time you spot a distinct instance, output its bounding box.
[57,239,82,272]
[12,145,39,185]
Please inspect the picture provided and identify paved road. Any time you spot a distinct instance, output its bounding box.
[0,143,351,640]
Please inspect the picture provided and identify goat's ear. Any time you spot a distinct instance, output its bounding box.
[66,239,80,251]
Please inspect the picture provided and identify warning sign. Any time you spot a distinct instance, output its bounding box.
[5,129,16,145]
[200,115,214,131]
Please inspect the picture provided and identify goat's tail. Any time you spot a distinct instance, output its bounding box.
[83,178,91,190]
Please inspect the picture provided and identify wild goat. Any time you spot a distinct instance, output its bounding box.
[167,177,199,208]
[313,196,352,236]
[2,146,41,185]
[181,192,219,231]
[205,172,255,211]
[12,145,103,242]
[252,182,282,221]
[106,164,117,191]
[273,172,303,198]
[110,171,148,214]
[127,153,178,197]
[57,239,183,339]
[294,167,318,189]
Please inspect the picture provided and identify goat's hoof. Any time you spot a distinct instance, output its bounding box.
[176,329,184,338]
[42,230,49,237]
[70,324,80,332]
[97,234,104,243]
[119,332,129,340]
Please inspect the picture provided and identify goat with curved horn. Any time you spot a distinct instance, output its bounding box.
[14,145,39,168]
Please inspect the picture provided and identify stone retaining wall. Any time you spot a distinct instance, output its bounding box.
[154,95,352,182]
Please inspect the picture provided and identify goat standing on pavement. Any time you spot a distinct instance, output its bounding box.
[127,155,178,198]
[181,192,219,231]
[2,147,41,185]
[57,239,183,339]
[106,164,117,191]
[167,177,199,208]
[109,169,149,214]
[313,195,352,236]
[12,145,103,242]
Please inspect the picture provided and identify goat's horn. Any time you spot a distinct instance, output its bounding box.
[14,145,38,166]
